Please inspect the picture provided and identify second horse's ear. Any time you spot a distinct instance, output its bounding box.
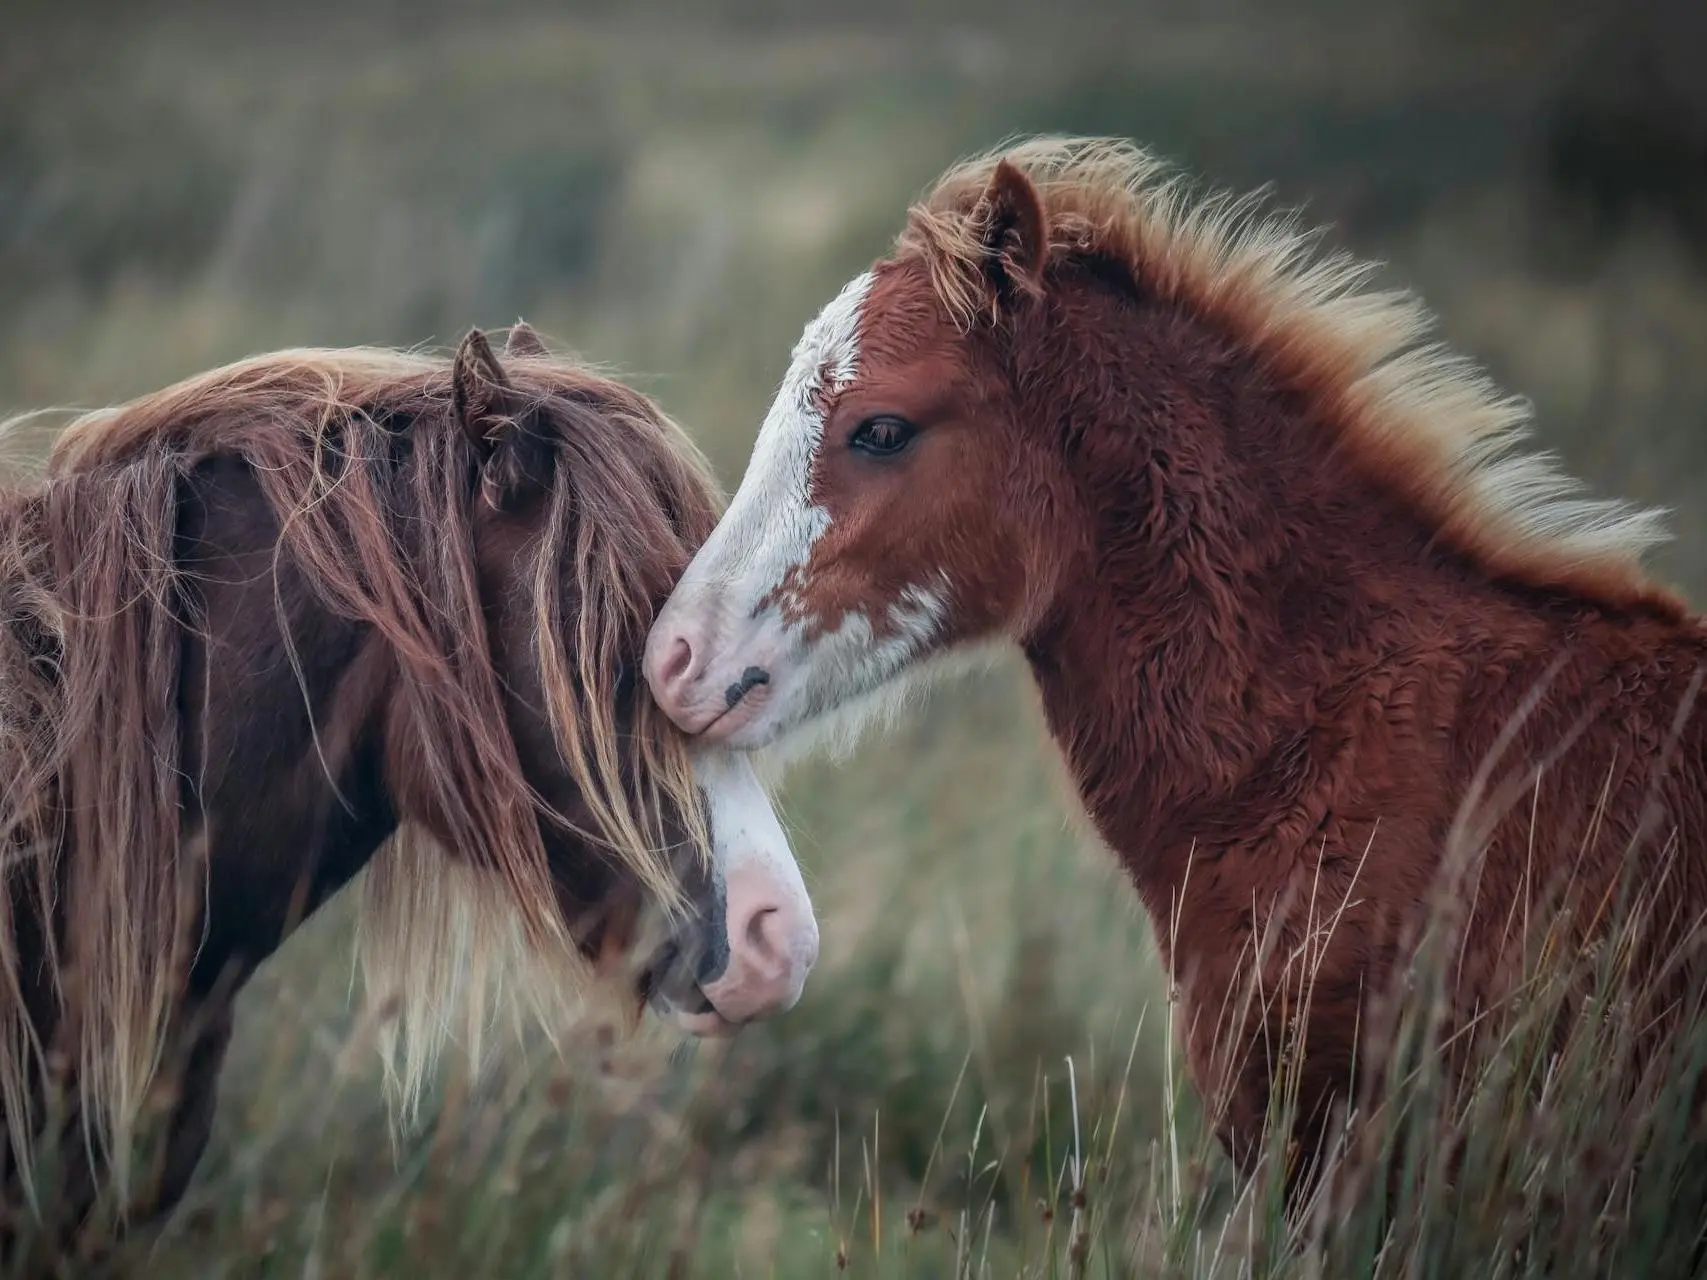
[977,158,1048,311]
[504,320,550,358]
[451,327,554,510]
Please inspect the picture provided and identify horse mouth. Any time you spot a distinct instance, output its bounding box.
[688,671,777,746]
[634,938,723,1029]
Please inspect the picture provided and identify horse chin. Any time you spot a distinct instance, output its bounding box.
[670,1006,743,1039]
[644,984,743,1039]
[695,684,781,749]
[635,937,743,1038]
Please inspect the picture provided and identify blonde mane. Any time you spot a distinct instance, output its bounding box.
[898,136,1679,614]
[0,340,720,1196]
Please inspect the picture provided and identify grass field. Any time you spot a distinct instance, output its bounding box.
[6,3,1707,1275]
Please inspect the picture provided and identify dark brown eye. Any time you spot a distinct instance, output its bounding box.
[848,415,917,458]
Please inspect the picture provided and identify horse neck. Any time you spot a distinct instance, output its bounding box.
[177,456,401,1001]
[1011,279,1560,903]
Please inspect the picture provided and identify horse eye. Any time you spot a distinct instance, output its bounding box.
[848,415,917,458]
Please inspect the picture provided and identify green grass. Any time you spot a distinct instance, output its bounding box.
[6,4,1707,1276]
[102,668,1187,1279]
[89,709,1707,1279]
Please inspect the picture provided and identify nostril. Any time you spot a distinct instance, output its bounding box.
[747,905,777,947]
[700,891,814,1025]
[659,635,695,689]
[742,906,785,972]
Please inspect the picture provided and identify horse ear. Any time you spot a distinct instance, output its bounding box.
[504,320,549,358]
[978,159,1048,305]
[452,327,554,510]
[452,327,512,443]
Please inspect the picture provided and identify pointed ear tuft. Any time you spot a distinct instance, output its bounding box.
[452,327,554,510]
[504,320,550,358]
[978,159,1048,304]
[452,327,514,448]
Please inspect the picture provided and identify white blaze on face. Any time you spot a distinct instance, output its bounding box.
[680,746,817,1032]
[645,268,958,752]
[690,270,873,605]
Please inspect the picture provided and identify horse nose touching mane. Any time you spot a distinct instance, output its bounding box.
[0,325,814,1260]
[646,135,1707,1210]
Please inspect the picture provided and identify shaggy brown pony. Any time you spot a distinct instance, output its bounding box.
[0,325,817,1257]
[644,136,1707,1199]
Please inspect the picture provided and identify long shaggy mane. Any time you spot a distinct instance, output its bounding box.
[899,135,1680,616]
[0,339,721,1192]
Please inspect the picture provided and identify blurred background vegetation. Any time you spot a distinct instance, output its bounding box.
[4,0,1707,1274]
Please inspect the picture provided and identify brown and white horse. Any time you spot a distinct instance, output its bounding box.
[646,137,1707,1193]
[0,326,816,1254]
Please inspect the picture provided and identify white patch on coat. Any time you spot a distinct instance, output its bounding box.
[651,273,978,759]
[685,270,874,605]
[691,746,807,913]
[760,574,985,764]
